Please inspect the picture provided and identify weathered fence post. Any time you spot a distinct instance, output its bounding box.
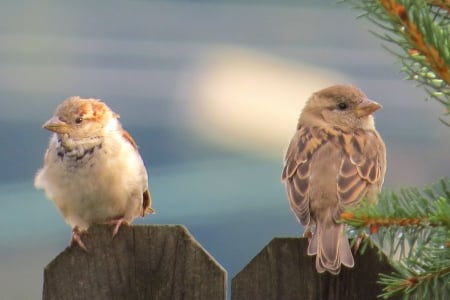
[232,237,401,300]
[43,225,226,300]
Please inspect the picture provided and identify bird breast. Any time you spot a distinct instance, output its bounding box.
[35,131,147,229]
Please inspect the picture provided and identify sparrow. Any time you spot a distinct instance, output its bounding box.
[281,85,386,274]
[35,97,154,250]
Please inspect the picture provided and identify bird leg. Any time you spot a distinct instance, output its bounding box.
[352,231,368,254]
[303,225,313,241]
[71,226,88,251]
[105,217,129,237]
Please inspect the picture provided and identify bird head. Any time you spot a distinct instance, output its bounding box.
[43,97,119,140]
[299,85,381,130]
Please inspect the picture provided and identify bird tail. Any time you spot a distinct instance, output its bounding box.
[307,222,354,275]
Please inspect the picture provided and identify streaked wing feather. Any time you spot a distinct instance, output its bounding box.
[282,126,328,225]
[337,129,384,208]
[289,162,311,225]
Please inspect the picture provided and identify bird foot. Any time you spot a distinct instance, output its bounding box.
[303,226,313,241]
[352,231,368,254]
[71,227,88,251]
[105,217,129,237]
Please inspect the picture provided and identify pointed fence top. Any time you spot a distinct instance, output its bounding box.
[232,237,401,300]
[43,225,227,300]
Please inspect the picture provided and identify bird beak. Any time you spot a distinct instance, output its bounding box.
[43,116,70,134]
[355,99,382,118]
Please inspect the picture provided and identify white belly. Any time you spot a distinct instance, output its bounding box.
[35,134,147,230]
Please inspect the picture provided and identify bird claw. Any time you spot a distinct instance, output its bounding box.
[71,227,88,251]
[303,226,313,241]
[105,217,129,237]
[352,231,368,254]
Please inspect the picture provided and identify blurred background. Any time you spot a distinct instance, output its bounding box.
[1,0,449,298]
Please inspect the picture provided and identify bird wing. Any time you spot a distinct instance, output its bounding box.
[282,126,329,225]
[283,127,385,225]
[121,129,139,150]
[336,128,385,213]
[121,128,155,216]
[142,189,155,216]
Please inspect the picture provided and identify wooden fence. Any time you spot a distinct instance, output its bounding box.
[43,225,401,300]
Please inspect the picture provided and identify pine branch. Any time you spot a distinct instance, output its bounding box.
[379,265,450,299]
[341,1,450,297]
[427,0,450,15]
[341,178,450,299]
[343,0,450,125]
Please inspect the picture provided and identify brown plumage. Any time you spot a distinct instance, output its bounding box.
[282,85,386,274]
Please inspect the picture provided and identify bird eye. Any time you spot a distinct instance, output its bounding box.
[75,117,83,124]
[337,102,348,110]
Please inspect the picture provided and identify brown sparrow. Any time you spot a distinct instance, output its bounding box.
[35,97,154,250]
[281,85,386,274]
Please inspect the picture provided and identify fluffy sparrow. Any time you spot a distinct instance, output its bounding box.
[281,85,386,274]
[35,97,154,250]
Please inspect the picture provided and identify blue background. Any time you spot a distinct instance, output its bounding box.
[0,1,449,298]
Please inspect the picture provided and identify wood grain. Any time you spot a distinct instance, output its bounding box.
[43,225,226,300]
[232,237,401,300]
